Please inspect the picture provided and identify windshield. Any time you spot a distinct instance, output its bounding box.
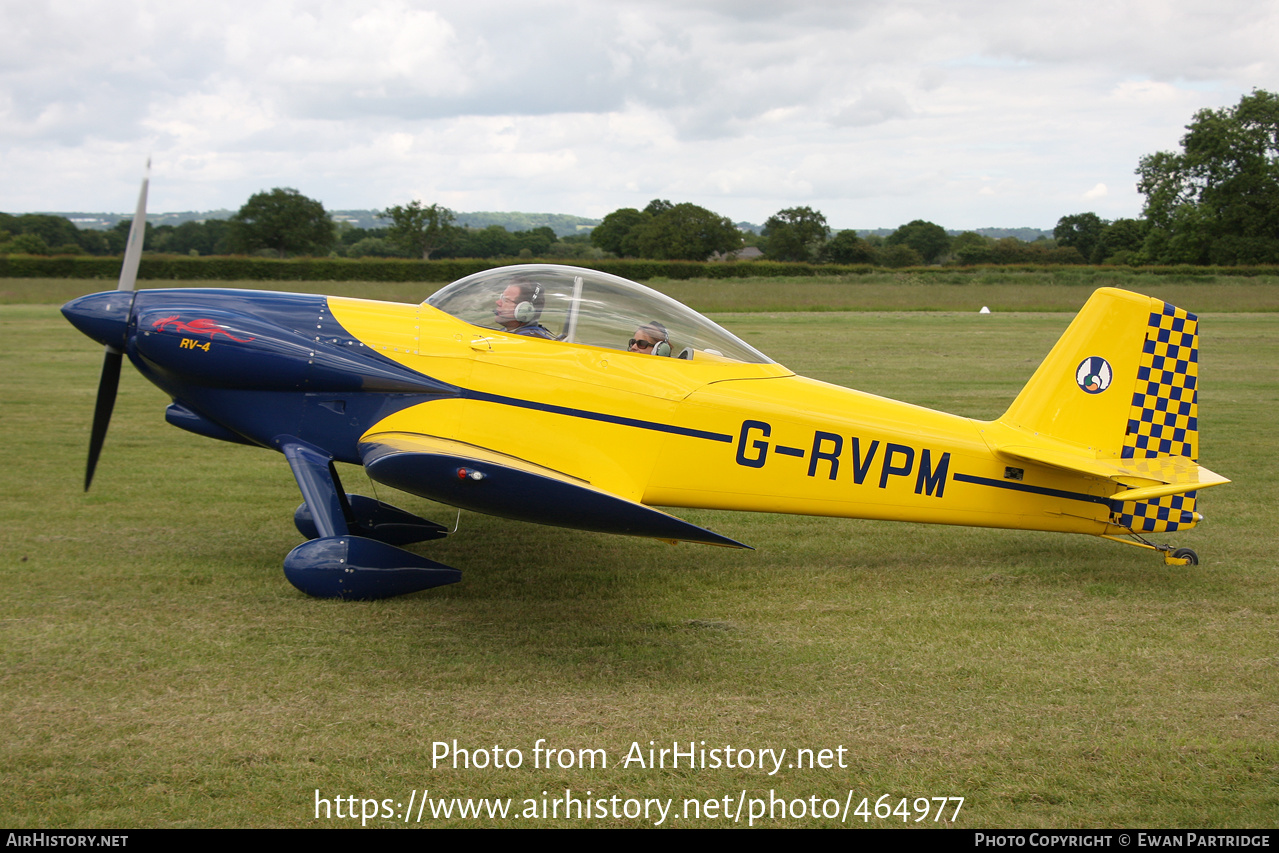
[425,265,773,364]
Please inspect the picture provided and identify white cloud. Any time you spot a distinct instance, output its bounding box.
[831,88,915,128]
[0,0,1274,227]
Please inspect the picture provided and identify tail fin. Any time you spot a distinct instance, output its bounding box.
[997,287,1223,533]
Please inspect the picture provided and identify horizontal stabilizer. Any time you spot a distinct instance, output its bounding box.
[360,432,749,549]
[997,444,1229,498]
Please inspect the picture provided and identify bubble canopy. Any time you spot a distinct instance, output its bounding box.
[425,265,773,365]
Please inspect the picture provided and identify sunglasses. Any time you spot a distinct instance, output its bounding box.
[629,338,656,350]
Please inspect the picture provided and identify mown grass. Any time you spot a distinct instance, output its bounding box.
[1,290,1275,828]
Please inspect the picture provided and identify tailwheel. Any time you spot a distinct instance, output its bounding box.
[1099,534,1201,566]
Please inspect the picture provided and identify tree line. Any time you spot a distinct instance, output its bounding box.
[4,90,1275,266]
[0,196,1091,266]
[0,194,606,262]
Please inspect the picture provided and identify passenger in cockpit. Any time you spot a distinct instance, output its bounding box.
[628,321,671,357]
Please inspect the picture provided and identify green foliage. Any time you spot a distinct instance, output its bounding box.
[1137,89,1279,265]
[1141,205,1215,265]
[981,238,1086,266]
[981,228,1085,267]
[515,225,557,257]
[590,200,741,261]
[344,237,401,258]
[543,241,605,260]
[103,220,130,254]
[1054,212,1107,262]
[590,208,648,256]
[9,252,1279,283]
[16,214,81,249]
[416,223,561,261]
[229,188,336,258]
[820,230,877,264]
[762,206,830,262]
[951,231,994,265]
[879,243,924,267]
[885,220,950,263]
[632,202,742,261]
[143,219,232,256]
[1095,218,1151,264]
[468,224,520,258]
[0,213,118,256]
[380,200,456,259]
[455,211,598,237]
[1,233,53,255]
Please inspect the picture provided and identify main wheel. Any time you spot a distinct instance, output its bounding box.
[1172,547,1199,566]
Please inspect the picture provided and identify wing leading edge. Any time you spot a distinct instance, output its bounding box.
[360,432,749,549]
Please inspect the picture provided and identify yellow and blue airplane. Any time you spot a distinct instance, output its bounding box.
[63,180,1228,599]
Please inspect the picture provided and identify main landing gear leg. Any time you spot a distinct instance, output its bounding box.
[1100,533,1199,566]
[294,495,449,546]
[277,437,461,600]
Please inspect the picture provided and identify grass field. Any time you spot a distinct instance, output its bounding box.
[2,279,1276,828]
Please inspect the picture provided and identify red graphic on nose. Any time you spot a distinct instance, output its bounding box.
[152,316,255,342]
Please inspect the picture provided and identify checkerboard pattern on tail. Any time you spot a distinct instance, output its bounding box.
[1113,302,1199,533]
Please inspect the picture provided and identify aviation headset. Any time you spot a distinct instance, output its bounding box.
[513,282,545,324]
[635,321,671,357]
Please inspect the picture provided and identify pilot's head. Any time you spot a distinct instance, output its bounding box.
[494,279,544,329]
[629,321,670,356]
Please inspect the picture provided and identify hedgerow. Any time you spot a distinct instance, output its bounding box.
[1,254,1276,281]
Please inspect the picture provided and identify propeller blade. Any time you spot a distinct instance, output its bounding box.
[84,159,149,491]
[85,348,123,492]
[117,158,150,293]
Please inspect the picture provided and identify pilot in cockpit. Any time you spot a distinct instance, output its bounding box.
[494,279,555,339]
[628,321,672,357]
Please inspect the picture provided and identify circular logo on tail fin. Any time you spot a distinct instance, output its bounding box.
[1075,356,1112,394]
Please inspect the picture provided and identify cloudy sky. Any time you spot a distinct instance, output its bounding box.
[3,0,1274,229]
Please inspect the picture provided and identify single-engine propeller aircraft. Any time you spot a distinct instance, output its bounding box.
[64,177,1228,600]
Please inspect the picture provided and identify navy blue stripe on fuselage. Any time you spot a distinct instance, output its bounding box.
[444,382,1108,509]
[951,473,1110,505]
[461,389,735,443]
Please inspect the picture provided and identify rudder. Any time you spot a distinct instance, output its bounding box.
[1114,300,1200,532]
